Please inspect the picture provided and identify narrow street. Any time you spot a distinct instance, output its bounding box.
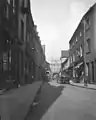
[26,81,96,120]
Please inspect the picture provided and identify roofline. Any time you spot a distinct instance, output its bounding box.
[69,2,96,44]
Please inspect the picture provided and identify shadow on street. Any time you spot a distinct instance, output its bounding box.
[26,82,64,120]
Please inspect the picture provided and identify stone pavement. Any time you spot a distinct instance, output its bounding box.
[26,81,96,120]
[0,81,42,120]
[69,80,96,90]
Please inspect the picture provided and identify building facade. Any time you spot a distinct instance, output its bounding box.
[60,50,69,74]
[0,0,21,88]
[62,58,70,71]
[0,0,46,89]
[69,20,84,82]
[42,45,45,54]
[69,3,96,83]
[50,60,61,73]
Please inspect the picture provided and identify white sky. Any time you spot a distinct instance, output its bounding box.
[30,0,96,62]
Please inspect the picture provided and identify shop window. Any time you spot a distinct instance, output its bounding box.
[12,0,15,14]
[21,0,29,14]
[7,0,10,4]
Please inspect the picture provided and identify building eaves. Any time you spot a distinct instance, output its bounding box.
[69,2,96,45]
[69,19,82,44]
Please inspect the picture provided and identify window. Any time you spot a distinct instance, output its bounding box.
[86,39,91,53]
[4,1,9,19]
[73,54,75,62]
[76,37,78,42]
[21,20,24,42]
[3,52,8,71]
[21,0,24,16]
[80,45,83,57]
[80,32,82,37]
[13,0,15,14]
[86,18,90,30]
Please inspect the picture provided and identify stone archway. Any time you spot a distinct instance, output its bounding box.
[52,73,59,79]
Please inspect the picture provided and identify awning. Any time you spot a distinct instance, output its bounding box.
[73,56,83,65]
[74,62,83,69]
[66,65,73,70]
